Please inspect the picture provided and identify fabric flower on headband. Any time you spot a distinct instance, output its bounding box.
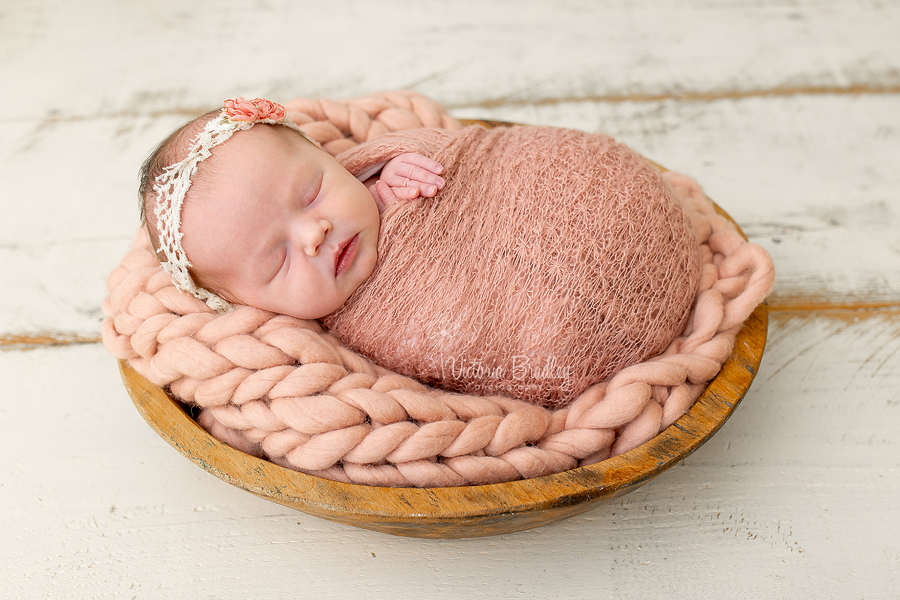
[224,97,287,122]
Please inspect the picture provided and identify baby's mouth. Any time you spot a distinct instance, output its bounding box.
[335,233,360,277]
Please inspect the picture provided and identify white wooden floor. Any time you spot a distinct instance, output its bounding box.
[2,1,899,598]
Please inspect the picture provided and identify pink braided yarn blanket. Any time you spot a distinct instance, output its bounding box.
[103,91,775,487]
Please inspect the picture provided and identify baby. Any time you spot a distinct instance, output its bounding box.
[140,97,445,320]
[142,97,701,407]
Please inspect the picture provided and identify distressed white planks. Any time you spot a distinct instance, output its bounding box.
[3,0,899,115]
[1,0,899,598]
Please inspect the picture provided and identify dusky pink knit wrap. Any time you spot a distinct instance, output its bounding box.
[102,90,775,488]
[324,125,700,408]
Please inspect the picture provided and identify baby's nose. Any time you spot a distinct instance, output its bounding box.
[303,219,333,257]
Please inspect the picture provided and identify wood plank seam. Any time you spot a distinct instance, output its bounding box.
[449,84,900,109]
[5,83,898,125]
[0,334,102,351]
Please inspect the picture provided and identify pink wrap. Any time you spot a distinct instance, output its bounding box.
[325,125,701,408]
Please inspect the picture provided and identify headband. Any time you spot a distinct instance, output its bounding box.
[152,97,316,312]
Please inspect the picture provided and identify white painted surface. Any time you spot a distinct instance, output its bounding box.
[1,1,898,598]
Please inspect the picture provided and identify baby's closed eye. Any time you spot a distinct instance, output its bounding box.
[265,244,289,282]
[297,171,324,209]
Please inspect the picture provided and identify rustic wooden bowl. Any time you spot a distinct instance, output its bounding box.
[118,120,768,538]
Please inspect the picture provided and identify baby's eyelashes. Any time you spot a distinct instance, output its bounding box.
[299,172,325,208]
[267,245,288,282]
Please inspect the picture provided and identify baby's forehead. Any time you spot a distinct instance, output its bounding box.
[185,123,325,224]
[244,122,310,148]
[206,125,310,172]
[191,127,308,199]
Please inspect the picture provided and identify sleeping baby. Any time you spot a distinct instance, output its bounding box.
[141,97,701,408]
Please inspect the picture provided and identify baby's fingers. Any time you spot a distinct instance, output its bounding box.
[398,152,444,176]
[384,168,444,197]
[395,186,423,200]
[377,180,421,203]
[374,180,399,207]
[388,155,444,187]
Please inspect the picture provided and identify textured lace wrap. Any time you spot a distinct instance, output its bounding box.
[325,125,701,408]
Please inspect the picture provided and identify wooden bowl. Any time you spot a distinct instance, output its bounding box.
[118,121,768,538]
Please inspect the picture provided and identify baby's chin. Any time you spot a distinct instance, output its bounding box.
[241,258,377,321]
[276,290,357,321]
[224,288,346,321]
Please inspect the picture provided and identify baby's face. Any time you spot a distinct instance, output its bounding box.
[180,125,380,319]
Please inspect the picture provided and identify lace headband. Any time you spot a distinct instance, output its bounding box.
[152,97,315,312]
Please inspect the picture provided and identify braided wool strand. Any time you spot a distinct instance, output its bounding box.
[103,91,775,487]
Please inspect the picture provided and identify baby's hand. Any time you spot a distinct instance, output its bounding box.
[379,153,445,202]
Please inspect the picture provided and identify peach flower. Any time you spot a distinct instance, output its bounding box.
[224,97,287,122]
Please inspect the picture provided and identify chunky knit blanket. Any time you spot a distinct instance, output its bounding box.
[103,90,775,487]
